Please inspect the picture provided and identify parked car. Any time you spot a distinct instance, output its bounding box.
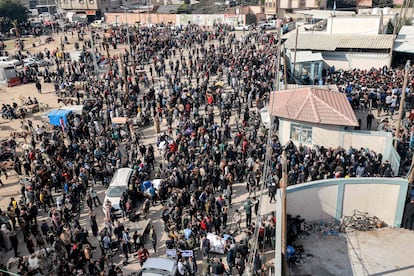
[103,168,134,217]
[258,22,276,30]
[233,24,249,31]
[91,20,104,28]
[23,57,49,67]
[138,257,177,276]
[0,56,20,66]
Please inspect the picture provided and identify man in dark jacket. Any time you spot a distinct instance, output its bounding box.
[403,198,414,230]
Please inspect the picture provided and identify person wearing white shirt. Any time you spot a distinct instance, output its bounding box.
[177,258,187,276]
[28,254,40,270]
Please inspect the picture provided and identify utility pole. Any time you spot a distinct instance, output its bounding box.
[395,60,410,149]
[275,24,282,91]
[46,0,55,35]
[61,36,65,76]
[90,30,99,77]
[104,37,112,74]
[117,51,129,98]
[120,6,132,57]
[281,150,288,275]
[275,0,280,18]
[283,53,288,90]
[292,27,299,82]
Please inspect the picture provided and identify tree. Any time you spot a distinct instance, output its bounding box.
[0,0,27,23]
[372,0,394,7]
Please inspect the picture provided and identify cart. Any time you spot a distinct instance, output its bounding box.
[26,104,39,113]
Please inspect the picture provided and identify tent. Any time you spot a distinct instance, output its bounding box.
[47,109,72,126]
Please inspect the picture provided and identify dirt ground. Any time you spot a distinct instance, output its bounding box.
[291,228,414,276]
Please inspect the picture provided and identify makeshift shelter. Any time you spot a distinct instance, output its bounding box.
[47,109,72,126]
[0,64,19,87]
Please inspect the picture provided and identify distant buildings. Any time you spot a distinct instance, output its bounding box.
[264,0,327,18]
[282,9,397,82]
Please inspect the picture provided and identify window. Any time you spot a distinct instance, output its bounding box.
[79,0,84,3]
[290,123,312,144]
[63,0,68,3]
[89,0,94,3]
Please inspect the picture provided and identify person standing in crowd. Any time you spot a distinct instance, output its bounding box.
[35,80,41,94]
[0,22,412,275]
[150,225,157,254]
[403,198,414,230]
[90,187,102,206]
[244,199,252,228]
[90,211,99,237]
[9,230,19,257]
[234,209,242,233]
[366,111,375,130]
[122,228,131,265]
[177,257,188,276]
[26,234,35,254]
[137,245,150,267]
[269,182,277,203]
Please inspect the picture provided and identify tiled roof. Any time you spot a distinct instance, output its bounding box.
[269,87,359,127]
[284,33,394,51]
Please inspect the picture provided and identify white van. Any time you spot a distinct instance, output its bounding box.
[103,168,134,217]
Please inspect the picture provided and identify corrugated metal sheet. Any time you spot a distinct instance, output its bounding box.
[284,33,394,51]
[338,35,393,49]
[284,33,339,51]
[394,26,414,54]
[293,51,324,63]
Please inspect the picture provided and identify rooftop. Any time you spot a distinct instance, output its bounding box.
[269,87,359,127]
[284,33,394,51]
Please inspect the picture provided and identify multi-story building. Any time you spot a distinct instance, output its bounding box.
[57,0,123,21]
[57,0,157,22]
[264,0,327,18]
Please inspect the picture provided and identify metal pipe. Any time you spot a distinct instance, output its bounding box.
[281,150,288,275]
[292,27,299,82]
[395,60,410,149]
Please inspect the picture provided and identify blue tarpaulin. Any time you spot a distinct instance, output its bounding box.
[47,109,72,126]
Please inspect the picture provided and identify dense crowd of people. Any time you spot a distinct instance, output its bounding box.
[0,21,412,276]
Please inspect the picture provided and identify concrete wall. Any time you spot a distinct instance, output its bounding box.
[176,14,226,26]
[341,130,391,155]
[287,184,338,220]
[278,119,345,148]
[342,183,400,224]
[322,52,391,70]
[279,119,399,174]
[286,178,408,227]
[309,123,344,147]
[327,16,381,35]
[105,13,244,26]
[105,13,177,25]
